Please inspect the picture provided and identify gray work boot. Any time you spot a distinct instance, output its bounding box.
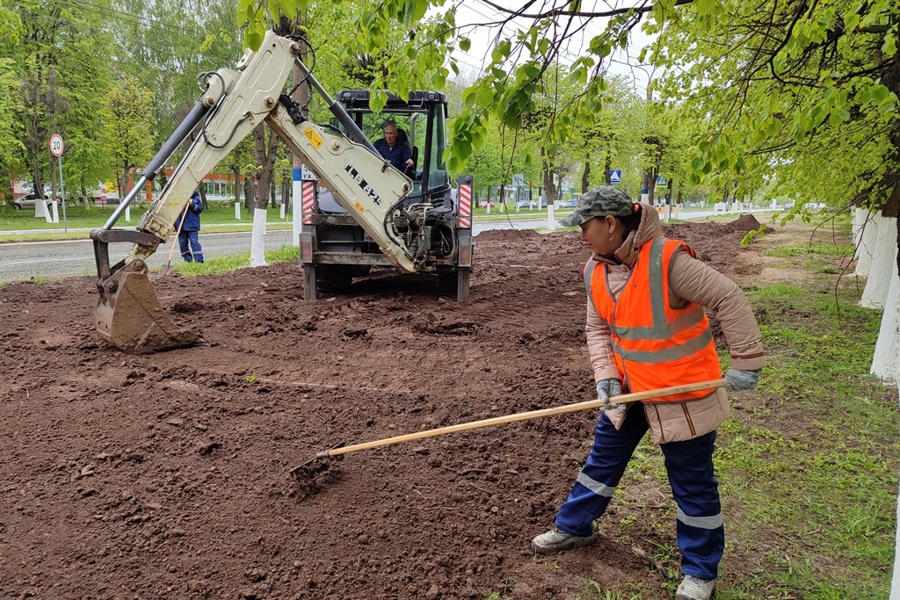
[675,575,716,600]
[530,527,596,555]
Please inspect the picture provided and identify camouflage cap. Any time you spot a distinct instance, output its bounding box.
[558,186,634,227]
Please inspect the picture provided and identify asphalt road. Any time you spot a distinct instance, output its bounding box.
[0,208,773,283]
[0,222,527,283]
[0,230,296,283]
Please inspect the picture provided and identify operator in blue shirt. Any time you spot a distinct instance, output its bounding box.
[373,121,414,175]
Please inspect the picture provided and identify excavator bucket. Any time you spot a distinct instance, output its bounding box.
[92,230,199,354]
[95,262,199,354]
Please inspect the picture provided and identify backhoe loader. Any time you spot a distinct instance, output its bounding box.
[90,32,473,354]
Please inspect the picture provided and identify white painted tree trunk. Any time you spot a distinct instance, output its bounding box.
[860,216,897,309]
[852,208,867,255]
[875,220,899,600]
[893,498,900,600]
[855,210,879,277]
[889,289,900,600]
[871,249,900,383]
[249,208,268,267]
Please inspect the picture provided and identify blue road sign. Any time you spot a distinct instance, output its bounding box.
[656,175,668,187]
[609,170,622,184]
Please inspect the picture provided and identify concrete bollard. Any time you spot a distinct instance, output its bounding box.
[235,202,241,220]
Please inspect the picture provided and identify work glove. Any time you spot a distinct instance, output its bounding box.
[724,368,760,391]
[596,378,623,410]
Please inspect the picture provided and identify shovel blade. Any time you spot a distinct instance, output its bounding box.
[95,260,199,354]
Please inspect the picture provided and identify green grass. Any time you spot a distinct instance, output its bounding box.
[166,244,300,276]
[762,242,856,257]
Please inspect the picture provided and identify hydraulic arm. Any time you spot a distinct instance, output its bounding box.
[91,32,417,353]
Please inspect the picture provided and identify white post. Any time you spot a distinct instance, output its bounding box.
[124,205,131,223]
[235,201,241,220]
[860,215,896,309]
[292,178,302,247]
[546,202,556,231]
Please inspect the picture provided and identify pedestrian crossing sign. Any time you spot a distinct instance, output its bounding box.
[609,170,621,184]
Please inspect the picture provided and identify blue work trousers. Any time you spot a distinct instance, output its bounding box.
[555,405,724,580]
[179,230,204,263]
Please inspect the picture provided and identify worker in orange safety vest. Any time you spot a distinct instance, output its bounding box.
[531,186,765,600]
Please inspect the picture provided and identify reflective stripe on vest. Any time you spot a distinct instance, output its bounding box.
[586,237,721,402]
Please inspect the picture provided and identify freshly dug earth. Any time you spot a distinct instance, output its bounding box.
[3,216,767,599]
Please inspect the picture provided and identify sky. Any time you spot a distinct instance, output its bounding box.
[444,0,657,98]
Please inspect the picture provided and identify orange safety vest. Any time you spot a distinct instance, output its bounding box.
[586,237,721,403]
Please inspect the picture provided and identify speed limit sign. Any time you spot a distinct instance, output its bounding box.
[49,133,64,157]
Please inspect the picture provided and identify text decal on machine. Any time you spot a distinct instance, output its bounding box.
[344,161,382,206]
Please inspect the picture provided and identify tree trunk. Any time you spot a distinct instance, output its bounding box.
[871,247,900,382]
[231,169,242,204]
[583,161,591,191]
[541,149,557,205]
[861,214,897,309]
[542,167,557,205]
[249,124,280,267]
[604,152,612,187]
[285,16,310,247]
[243,178,252,207]
[644,167,657,205]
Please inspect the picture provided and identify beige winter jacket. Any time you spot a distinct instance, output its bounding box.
[586,204,765,444]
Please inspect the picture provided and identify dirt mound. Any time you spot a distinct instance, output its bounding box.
[0,221,762,599]
[661,214,767,276]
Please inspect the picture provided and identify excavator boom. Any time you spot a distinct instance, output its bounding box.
[91,32,417,353]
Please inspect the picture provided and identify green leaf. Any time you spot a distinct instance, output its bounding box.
[459,37,471,52]
[491,40,511,62]
[883,33,897,57]
[871,84,889,103]
[369,89,388,113]
[878,99,896,116]
[246,30,264,51]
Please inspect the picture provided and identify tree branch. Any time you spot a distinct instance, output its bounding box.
[479,0,694,20]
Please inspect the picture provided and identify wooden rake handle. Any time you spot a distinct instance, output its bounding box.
[166,201,192,264]
[317,379,726,459]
